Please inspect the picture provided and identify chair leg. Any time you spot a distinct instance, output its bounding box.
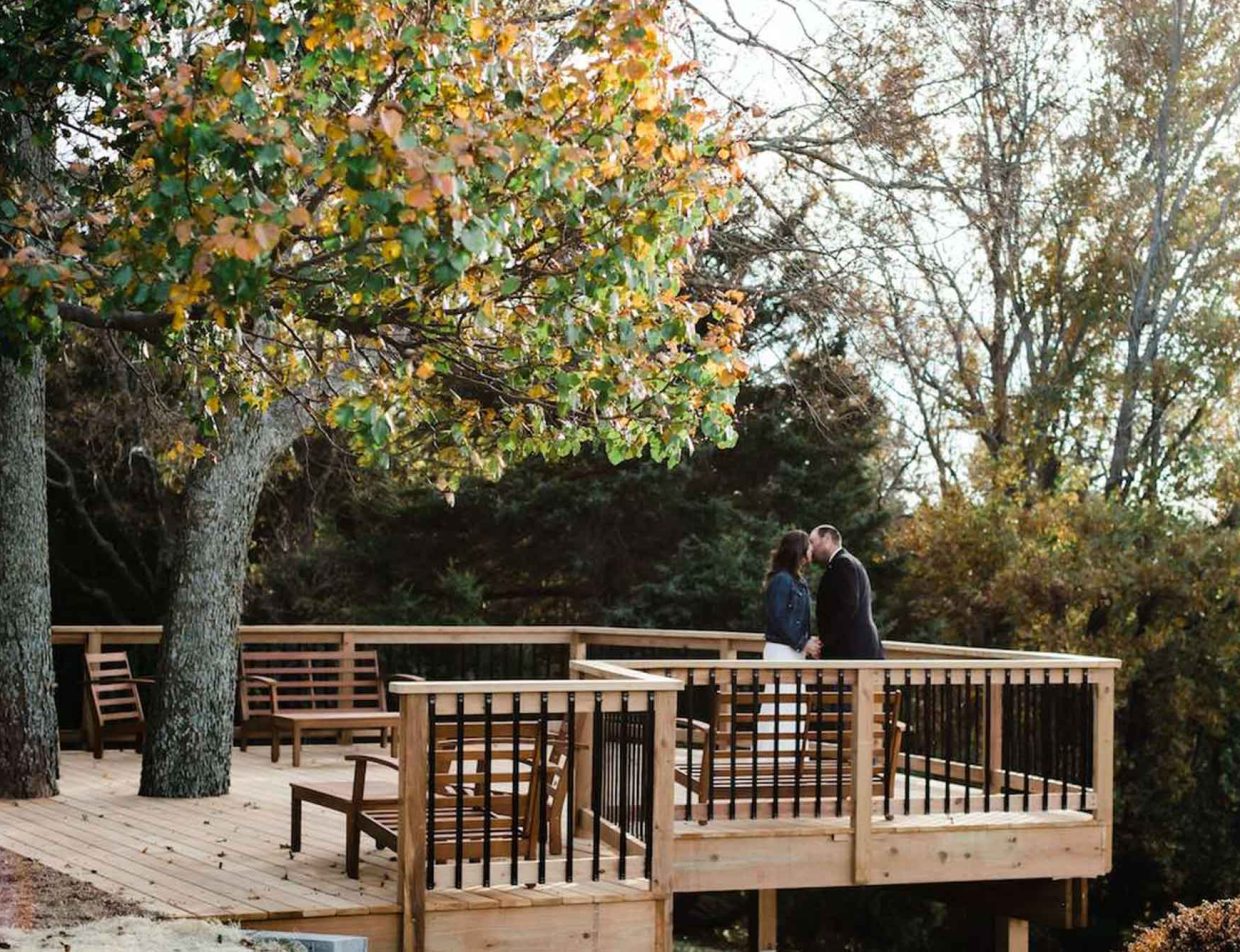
[271,730,281,763]
[93,730,103,759]
[134,725,144,754]
[291,795,302,853]
[291,726,302,768]
[239,724,248,752]
[346,814,360,879]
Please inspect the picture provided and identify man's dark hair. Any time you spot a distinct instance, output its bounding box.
[813,524,842,545]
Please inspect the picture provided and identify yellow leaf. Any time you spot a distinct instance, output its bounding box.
[219,69,243,96]
[382,239,403,260]
[415,360,436,380]
[468,18,491,42]
[205,394,221,414]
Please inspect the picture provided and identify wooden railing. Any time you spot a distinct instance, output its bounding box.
[389,661,680,951]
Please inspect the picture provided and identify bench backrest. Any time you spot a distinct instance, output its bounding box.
[238,649,386,719]
[85,651,144,726]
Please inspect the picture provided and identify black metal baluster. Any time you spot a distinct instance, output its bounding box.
[511,693,521,884]
[772,670,781,818]
[1042,669,1051,812]
[483,693,493,886]
[1022,670,1032,812]
[1003,671,1011,811]
[566,693,575,882]
[924,674,933,815]
[728,670,738,820]
[707,671,718,822]
[904,669,912,816]
[835,670,844,817]
[814,669,824,818]
[963,671,972,814]
[454,694,465,888]
[883,670,892,819]
[944,671,953,813]
[619,692,630,880]
[750,671,760,819]
[1061,669,1071,810]
[685,671,696,820]
[983,672,992,814]
[794,671,803,818]
[644,692,655,880]
[427,694,437,890]
[1081,671,1090,810]
[592,692,603,880]
[537,692,549,883]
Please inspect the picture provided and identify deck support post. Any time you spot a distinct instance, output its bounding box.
[652,690,677,951]
[994,916,1029,952]
[1092,669,1115,865]
[850,669,878,884]
[399,693,429,952]
[748,889,777,952]
[340,630,355,745]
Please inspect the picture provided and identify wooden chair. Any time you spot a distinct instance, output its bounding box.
[675,676,904,811]
[84,651,153,759]
[237,648,419,765]
[342,719,569,879]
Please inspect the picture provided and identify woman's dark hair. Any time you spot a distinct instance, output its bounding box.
[765,529,810,586]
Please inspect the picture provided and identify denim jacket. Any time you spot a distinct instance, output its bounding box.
[764,569,811,652]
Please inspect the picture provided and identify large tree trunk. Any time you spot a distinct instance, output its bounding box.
[139,397,307,797]
[0,352,59,798]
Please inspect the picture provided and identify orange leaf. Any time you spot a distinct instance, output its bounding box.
[234,237,260,262]
[287,206,311,228]
[253,222,281,252]
[379,106,403,141]
[403,187,434,210]
[219,69,243,96]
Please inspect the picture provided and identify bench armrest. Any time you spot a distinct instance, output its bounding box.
[389,673,425,683]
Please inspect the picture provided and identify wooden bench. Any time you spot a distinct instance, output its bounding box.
[342,719,569,879]
[675,677,904,813]
[238,648,418,766]
[84,651,153,759]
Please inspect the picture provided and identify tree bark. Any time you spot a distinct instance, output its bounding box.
[0,352,59,798]
[139,397,308,797]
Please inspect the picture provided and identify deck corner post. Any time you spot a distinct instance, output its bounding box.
[850,667,878,885]
[569,629,588,663]
[749,889,777,952]
[995,915,1030,952]
[651,690,677,896]
[1091,668,1115,866]
[399,692,429,952]
[82,629,103,754]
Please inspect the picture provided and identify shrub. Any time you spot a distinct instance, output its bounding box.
[1127,899,1240,951]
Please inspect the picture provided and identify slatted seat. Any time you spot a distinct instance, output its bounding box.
[237,649,418,766]
[84,651,153,759]
[344,720,569,879]
[675,677,904,813]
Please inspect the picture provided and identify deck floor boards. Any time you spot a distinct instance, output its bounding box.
[0,746,400,922]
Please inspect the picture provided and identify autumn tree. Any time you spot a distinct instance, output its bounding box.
[2,0,746,796]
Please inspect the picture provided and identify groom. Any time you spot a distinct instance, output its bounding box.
[810,525,884,660]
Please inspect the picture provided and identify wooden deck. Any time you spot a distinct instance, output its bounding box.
[0,746,400,923]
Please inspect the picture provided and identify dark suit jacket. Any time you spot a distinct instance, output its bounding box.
[816,548,884,660]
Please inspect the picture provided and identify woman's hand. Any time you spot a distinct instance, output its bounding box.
[804,636,822,659]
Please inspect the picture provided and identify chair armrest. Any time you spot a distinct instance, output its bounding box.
[389,673,425,683]
[345,753,399,771]
[675,717,711,747]
[243,675,278,685]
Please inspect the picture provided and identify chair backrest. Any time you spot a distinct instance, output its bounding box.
[429,718,569,859]
[703,677,901,792]
[238,649,386,718]
[85,651,144,726]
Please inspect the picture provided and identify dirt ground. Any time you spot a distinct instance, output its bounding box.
[0,847,145,930]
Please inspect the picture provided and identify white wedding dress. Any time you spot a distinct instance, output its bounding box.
[758,640,805,752]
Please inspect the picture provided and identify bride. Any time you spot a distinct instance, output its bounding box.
[758,531,821,753]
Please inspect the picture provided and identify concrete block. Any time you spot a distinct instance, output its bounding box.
[244,929,367,952]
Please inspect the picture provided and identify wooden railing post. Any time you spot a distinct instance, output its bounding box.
[851,668,877,884]
[399,692,429,952]
[1092,668,1115,866]
[651,690,677,951]
[987,674,1004,799]
[81,628,102,753]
